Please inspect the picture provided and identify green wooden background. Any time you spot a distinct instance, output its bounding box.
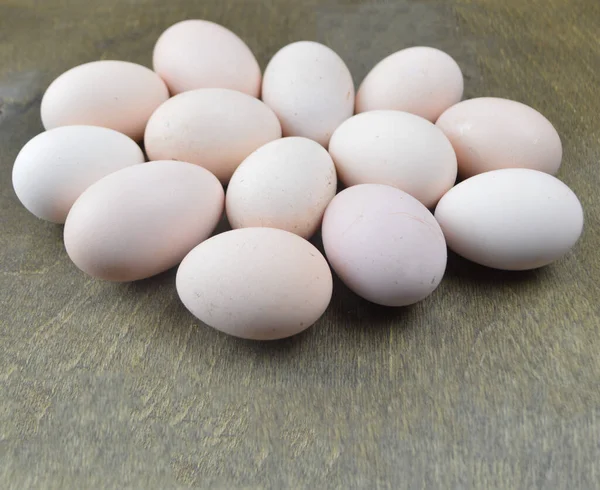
[1,0,599,488]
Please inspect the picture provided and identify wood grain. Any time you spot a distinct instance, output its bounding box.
[1,0,599,488]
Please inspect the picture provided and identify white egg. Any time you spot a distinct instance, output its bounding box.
[434,168,584,270]
[12,126,145,223]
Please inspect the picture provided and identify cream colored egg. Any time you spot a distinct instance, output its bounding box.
[144,88,282,183]
[434,168,583,270]
[153,20,261,96]
[226,137,336,239]
[356,46,463,122]
[64,161,224,282]
[41,60,169,140]
[12,126,145,223]
[176,227,333,340]
[322,184,447,307]
[436,97,562,178]
[329,110,457,208]
[261,41,354,147]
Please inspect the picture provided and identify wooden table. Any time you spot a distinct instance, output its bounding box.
[1,0,599,488]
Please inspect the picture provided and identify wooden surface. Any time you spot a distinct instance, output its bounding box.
[1,0,599,488]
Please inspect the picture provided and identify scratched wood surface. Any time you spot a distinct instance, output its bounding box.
[1,0,599,488]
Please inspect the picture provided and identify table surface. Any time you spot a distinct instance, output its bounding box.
[1,0,599,488]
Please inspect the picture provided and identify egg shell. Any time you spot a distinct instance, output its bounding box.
[435,97,562,178]
[176,228,333,340]
[322,184,447,307]
[41,60,169,141]
[144,88,282,183]
[64,161,224,282]
[153,20,261,97]
[434,168,583,270]
[12,126,145,224]
[356,46,463,122]
[261,41,354,147]
[329,110,457,208]
[226,137,336,239]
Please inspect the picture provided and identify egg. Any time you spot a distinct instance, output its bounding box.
[322,184,447,307]
[434,169,583,270]
[329,110,457,208]
[153,20,261,97]
[41,60,169,141]
[356,46,463,122]
[261,41,354,147]
[436,97,562,178]
[144,88,282,183]
[12,126,145,223]
[64,161,224,282]
[226,137,336,239]
[176,228,333,340]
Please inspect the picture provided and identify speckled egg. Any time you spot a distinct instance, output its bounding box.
[261,41,354,147]
[226,137,337,239]
[322,184,447,306]
[176,227,333,340]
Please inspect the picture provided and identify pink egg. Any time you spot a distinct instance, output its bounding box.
[436,97,562,178]
[356,46,463,122]
[322,184,447,307]
[144,88,282,183]
[153,20,261,97]
[64,161,224,282]
[41,61,169,141]
[329,110,457,208]
[177,228,333,340]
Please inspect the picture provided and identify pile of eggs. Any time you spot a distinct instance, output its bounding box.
[12,20,584,340]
